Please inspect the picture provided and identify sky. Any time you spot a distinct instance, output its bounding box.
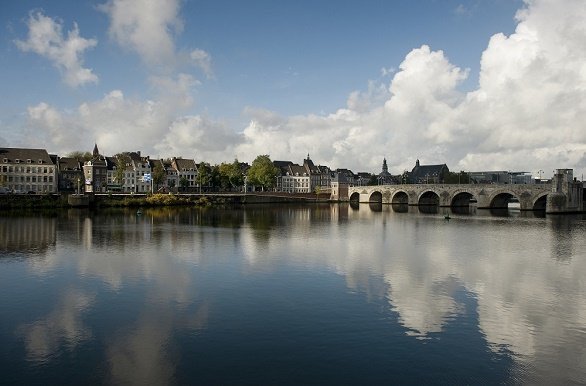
[1,0,585,179]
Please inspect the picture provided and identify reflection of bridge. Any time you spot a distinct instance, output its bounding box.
[348,184,551,210]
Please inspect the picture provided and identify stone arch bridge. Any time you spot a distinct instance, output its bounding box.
[348,184,551,211]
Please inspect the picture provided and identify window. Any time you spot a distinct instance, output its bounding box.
[38,159,43,164]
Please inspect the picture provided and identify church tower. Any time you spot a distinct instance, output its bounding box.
[92,143,100,159]
[382,158,389,174]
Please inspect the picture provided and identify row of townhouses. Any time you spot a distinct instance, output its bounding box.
[1,145,538,195]
[0,145,347,195]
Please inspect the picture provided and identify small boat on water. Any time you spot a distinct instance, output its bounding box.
[136,209,143,215]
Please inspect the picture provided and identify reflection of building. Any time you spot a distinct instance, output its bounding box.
[0,147,58,193]
[0,216,56,252]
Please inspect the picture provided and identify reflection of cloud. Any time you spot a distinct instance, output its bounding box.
[107,302,209,385]
[19,289,94,362]
[386,273,460,337]
[107,314,175,386]
[236,205,586,382]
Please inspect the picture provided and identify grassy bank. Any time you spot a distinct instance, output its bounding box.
[96,193,213,208]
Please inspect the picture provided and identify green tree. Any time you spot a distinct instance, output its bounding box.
[197,162,212,193]
[67,151,93,162]
[247,155,279,191]
[152,162,166,189]
[113,153,132,186]
[218,159,244,191]
[444,171,470,184]
[179,176,189,192]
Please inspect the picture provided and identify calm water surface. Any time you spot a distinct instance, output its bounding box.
[1,204,585,385]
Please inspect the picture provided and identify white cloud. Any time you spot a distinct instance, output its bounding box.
[190,49,213,78]
[156,115,241,162]
[15,11,98,87]
[17,0,586,179]
[233,0,586,177]
[149,73,200,109]
[99,0,214,78]
[98,0,182,67]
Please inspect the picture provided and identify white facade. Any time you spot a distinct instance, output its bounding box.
[0,148,57,193]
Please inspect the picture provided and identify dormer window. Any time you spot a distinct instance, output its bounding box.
[2,158,7,163]
[38,159,43,164]
[27,159,32,163]
[15,159,20,163]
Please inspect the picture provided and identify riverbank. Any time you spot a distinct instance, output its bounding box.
[0,192,331,210]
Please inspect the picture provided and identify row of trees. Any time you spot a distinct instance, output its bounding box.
[190,155,280,192]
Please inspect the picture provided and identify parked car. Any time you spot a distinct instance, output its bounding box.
[0,187,9,194]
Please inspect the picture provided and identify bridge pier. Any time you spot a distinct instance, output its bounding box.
[546,169,584,214]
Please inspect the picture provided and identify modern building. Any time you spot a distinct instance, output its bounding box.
[0,147,58,193]
[469,171,532,184]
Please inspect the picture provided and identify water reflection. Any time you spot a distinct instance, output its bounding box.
[20,289,94,363]
[0,215,56,255]
[1,205,585,384]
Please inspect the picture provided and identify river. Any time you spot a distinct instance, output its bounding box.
[1,204,585,384]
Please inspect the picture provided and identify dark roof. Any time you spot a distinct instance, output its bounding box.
[410,162,449,182]
[58,157,83,170]
[173,158,197,171]
[0,148,55,165]
[288,164,308,176]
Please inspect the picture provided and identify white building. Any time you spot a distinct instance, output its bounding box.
[0,148,57,193]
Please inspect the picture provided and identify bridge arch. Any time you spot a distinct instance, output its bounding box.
[489,192,519,209]
[418,190,440,206]
[392,191,409,204]
[532,194,548,211]
[349,192,360,202]
[369,191,382,203]
[451,191,475,207]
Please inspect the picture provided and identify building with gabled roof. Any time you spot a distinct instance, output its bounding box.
[408,159,449,184]
[172,157,198,192]
[57,157,84,192]
[0,147,57,193]
[83,144,108,192]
